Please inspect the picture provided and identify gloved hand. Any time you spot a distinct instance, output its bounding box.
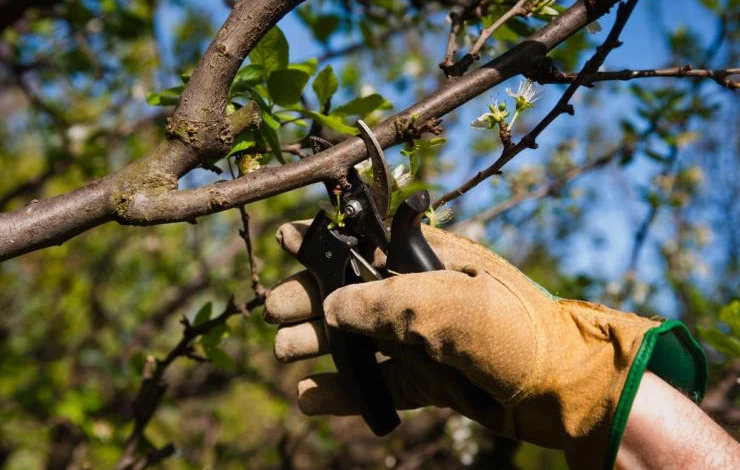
[264,221,706,470]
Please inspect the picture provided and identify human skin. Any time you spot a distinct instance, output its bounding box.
[616,372,740,469]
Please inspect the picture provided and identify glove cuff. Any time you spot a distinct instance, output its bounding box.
[601,319,707,469]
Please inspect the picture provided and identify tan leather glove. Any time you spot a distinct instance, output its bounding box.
[265,222,706,470]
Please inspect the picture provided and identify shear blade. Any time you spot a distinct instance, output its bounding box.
[357,120,392,219]
[349,248,383,282]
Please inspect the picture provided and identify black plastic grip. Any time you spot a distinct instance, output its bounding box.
[297,213,400,436]
[387,190,444,273]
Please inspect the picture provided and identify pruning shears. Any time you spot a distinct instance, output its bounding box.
[297,120,444,436]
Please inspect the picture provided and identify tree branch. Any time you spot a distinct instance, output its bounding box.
[533,65,740,89]
[118,0,622,225]
[0,0,621,261]
[116,295,264,470]
[0,0,297,261]
[452,146,621,232]
[442,0,530,77]
[433,0,638,210]
[439,0,484,75]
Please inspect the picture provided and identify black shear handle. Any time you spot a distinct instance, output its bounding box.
[387,190,444,273]
[297,213,400,436]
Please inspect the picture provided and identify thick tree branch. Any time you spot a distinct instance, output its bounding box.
[119,0,622,225]
[0,0,620,260]
[0,0,295,261]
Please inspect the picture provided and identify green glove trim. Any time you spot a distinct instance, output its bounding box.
[602,319,707,469]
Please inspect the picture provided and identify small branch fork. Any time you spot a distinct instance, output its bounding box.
[441,0,532,77]
[432,0,640,210]
[116,295,265,470]
[227,161,267,299]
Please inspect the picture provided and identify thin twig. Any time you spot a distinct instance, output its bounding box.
[116,295,265,470]
[469,0,529,58]
[228,160,267,298]
[452,147,620,230]
[533,65,740,90]
[312,24,406,64]
[442,0,530,76]
[432,0,639,210]
[439,0,490,76]
[281,143,309,159]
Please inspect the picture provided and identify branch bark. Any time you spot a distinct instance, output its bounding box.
[120,0,622,224]
[0,0,620,261]
[532,65,740,90]
[0,0,302,261]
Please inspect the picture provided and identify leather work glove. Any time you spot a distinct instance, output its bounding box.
[264,221,706,469]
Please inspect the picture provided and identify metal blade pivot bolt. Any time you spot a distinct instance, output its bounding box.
[324,250,333,259]
[345,200,363,218]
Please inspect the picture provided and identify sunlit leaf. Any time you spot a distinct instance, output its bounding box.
[288,58,318,76]
[307,111,357,135]
[232,64,265,93]
[228,130,257,157]
[193,301,212,327]
[145,85,184,106]
[267,69,310,106]
[249,26,289,76]
[333,93,390,117]
[313,65,339,108]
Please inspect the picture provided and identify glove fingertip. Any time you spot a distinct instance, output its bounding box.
[275,220,311,257]
[297,374,356,416]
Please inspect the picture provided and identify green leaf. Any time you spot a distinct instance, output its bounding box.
[201,324,229,349]
[425,137,447,147]
[288,58,317,76]
[145,85,183,106]
[179,68,194,84]
[203,344,235,372]
[699,326,740,358]
[267,69,310,106]
[247,92,286,164]
[312,15,341,43]
[232,64,265,93]
[274,112,307,127]
[249,26,289,76]
[313,65,338,108]
[260,112,285,163]
[307,111,357,135]
[193,302,212,327]
[719,300,740,338]
[228,130,257,157]
[333,93,390,117]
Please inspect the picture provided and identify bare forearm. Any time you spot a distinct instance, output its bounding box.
[617,372,740,469]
